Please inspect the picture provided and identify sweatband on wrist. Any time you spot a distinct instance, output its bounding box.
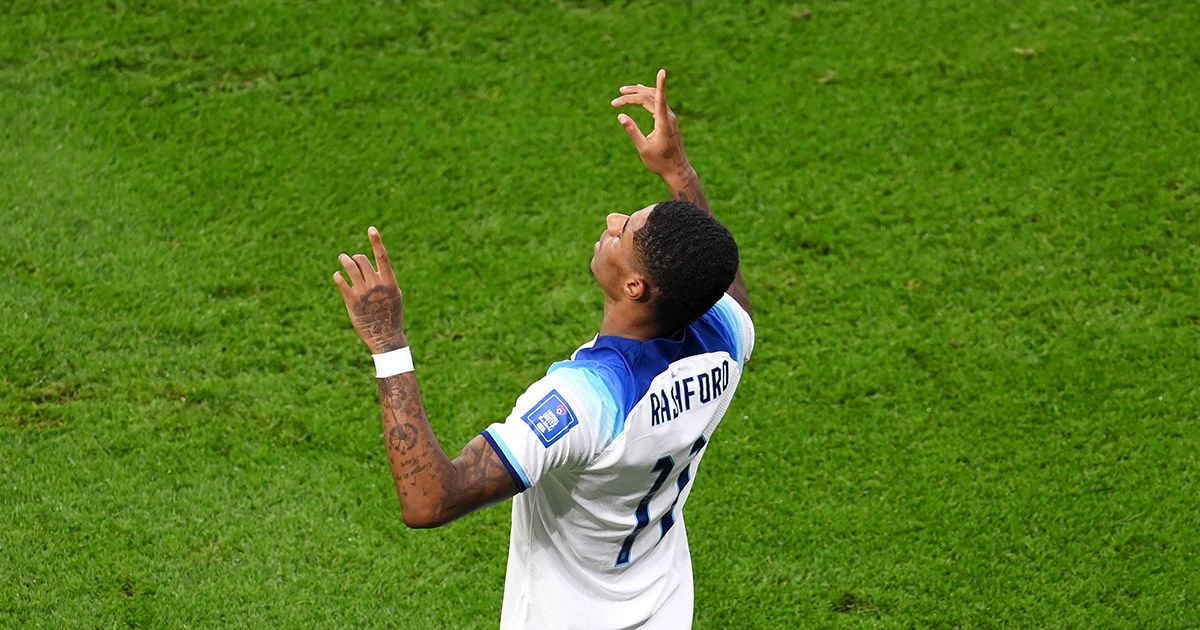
[373,347,414,378]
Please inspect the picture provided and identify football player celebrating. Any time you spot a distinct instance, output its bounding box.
[333,69,753,629]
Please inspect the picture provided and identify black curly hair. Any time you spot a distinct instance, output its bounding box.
[633,199,740,336]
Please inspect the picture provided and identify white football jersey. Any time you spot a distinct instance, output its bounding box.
[481,294,754,629]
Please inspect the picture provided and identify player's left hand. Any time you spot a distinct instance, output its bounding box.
[333,227,409,354]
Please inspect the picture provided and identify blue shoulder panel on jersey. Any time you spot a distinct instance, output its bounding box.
[547,363,623,446]
[550,298,739,439]
[705,295,745,365]
[481,428,531,492]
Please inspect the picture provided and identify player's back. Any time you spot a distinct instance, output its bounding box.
[482,294,754,629]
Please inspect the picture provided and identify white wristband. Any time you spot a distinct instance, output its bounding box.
[373,347,414,378]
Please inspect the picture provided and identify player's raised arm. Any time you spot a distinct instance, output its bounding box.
[611,69,751,316]
[333,228,518,528]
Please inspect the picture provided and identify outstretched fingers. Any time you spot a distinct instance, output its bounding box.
[612,70,671,128]
[335,227,397,301]
[654,69,669,121]
[368,226,397,284]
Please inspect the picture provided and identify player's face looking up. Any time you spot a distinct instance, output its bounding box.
[591,204,655,303]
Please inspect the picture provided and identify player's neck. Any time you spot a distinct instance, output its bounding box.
[598,299,661,342]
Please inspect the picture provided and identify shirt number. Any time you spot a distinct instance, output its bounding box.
[615,436,708,567]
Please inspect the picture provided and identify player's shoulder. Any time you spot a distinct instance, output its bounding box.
[704,293,753,328]
[546,356,627,412]
[697,293,755,364]
[545,349,639,447]
[543,361,610,398]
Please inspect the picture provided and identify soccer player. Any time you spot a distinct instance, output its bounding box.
[332,69,754,629]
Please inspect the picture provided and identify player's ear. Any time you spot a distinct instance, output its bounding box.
[623,274,651,303]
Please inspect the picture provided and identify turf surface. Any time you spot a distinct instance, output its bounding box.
[2,1,1198,627]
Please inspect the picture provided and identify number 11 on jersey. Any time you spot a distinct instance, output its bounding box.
[615,436,708,567]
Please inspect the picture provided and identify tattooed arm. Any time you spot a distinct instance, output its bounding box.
[334,228,518,528]
[377,375,517,528]
[611,69,751,316]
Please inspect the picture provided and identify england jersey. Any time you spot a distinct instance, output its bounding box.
[481,294,755,629]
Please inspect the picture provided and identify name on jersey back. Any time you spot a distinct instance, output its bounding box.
[649,359,731,427]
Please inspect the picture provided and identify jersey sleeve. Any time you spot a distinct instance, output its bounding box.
[480,368,616,492]
[704,293,756,366]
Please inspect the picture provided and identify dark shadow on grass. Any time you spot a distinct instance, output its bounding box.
[832,591,882,616]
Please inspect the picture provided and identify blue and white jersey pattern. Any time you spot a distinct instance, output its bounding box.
[482,294,754,630]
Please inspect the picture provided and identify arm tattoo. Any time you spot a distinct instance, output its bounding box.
[387,422,418,452]
[374,372,518,527]
[394,460,432,481]
[452,438,518,502]
[380,375,418,414]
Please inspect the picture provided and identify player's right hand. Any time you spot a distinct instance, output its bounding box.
[610,69,694,186]
[333,227,409,355]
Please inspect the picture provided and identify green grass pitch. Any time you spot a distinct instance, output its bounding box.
[2,1,1198,627]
